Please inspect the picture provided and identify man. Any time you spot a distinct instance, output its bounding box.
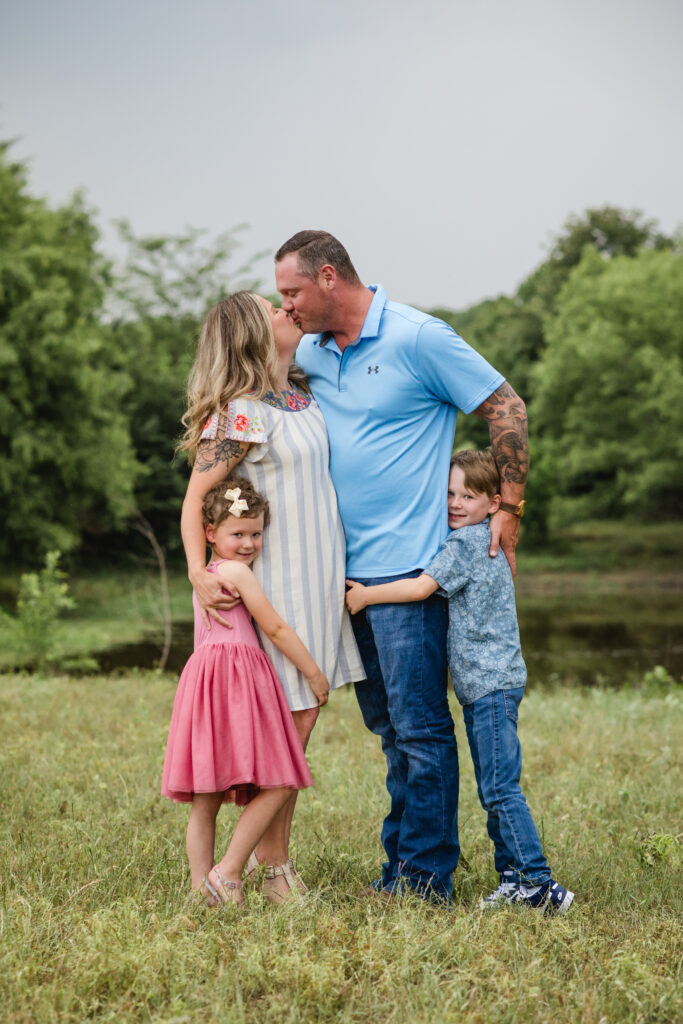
[275,230,528,901]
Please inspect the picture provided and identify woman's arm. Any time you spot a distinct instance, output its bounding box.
[345,574,439,615]
[216,562,330,706]
[181,430,251,626]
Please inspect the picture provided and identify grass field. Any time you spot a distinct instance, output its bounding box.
[1,671,681,1023]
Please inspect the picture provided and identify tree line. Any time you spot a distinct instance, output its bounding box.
[1,142,681,565]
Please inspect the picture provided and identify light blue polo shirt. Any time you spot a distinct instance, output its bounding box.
[296,285,504,577]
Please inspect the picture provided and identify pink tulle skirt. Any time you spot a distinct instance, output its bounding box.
[161,641,312,805]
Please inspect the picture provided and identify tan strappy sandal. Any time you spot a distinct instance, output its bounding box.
[204,866,245,908]
[263,859,309,904]
[244,851,262,884]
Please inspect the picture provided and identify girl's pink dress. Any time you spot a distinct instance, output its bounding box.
[161,561,313,805]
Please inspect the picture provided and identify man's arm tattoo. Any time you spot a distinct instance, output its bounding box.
[475,382,529,486]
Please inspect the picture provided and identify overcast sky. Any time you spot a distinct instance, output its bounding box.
[2,0,682,309]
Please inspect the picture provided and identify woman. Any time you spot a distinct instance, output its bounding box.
[179,291,364,902]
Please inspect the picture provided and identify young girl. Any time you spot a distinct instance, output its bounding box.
[161,476,329,907]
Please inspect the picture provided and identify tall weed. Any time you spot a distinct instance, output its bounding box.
[1,551,79,671]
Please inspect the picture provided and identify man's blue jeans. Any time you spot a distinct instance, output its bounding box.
[462,687,550,886]
[351,572,459,899]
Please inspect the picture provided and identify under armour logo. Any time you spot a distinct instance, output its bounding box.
[368,365,379,374]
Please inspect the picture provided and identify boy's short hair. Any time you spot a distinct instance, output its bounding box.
[450,449,500,499]
[201,475,270,528]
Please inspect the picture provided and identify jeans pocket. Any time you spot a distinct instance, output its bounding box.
[502,689,521,724]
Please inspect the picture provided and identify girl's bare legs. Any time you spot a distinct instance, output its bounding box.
[187,792,225,889]
[208,787,293,904]
[253,706,318,900]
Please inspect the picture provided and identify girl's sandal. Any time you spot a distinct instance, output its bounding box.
[244,851,262,885]
[285,858,309,894]
[263,859,309,904]
[204,866,245,909]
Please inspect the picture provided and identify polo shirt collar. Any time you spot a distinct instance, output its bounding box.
[318,284,386,347]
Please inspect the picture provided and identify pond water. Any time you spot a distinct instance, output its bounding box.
[518,605,682,685]
[96,590,683,686]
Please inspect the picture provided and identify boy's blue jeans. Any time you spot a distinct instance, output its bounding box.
[462,687,551,886]
[351,573,459,900]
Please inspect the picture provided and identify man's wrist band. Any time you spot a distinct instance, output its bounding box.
[499,500,526,518]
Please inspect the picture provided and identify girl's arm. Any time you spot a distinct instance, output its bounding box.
[345,574,439,615]
[215,562,330,706]
[181,434,251,626]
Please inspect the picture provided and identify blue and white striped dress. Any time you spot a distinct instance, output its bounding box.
[201,389,365,711]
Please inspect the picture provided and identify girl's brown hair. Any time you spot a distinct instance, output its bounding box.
[450,449,500,498]
[201,475,270,529]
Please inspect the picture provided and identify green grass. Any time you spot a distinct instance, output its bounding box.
[1,672,681,1023]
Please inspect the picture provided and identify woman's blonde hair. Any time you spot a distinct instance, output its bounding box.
[179,291,309,458]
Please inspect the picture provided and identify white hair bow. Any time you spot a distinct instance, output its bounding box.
[224,487,249,517]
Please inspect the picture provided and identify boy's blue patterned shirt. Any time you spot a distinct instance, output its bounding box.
[424,520,526,705]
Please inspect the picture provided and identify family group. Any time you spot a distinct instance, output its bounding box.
[161,231,573,915]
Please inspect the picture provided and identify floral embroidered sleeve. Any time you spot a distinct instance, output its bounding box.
[200,399,268,445]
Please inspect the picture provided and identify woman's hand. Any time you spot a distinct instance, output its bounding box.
[345,580,368,615]
[306,669,330,707]
[191,567,241,628]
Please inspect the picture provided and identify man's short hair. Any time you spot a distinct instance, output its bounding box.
[275,230,360,284]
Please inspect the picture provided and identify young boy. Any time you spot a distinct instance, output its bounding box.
[345,449,574,914]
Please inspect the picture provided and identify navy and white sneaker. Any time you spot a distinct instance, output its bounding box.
[512,879,575,915]
[481,869,520,907]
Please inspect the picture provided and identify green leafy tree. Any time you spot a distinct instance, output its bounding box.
[433,208,673,416]
[427,207,677,539]
[518,206,673,315]
[532,245,683,524]
[0,144,140,562]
